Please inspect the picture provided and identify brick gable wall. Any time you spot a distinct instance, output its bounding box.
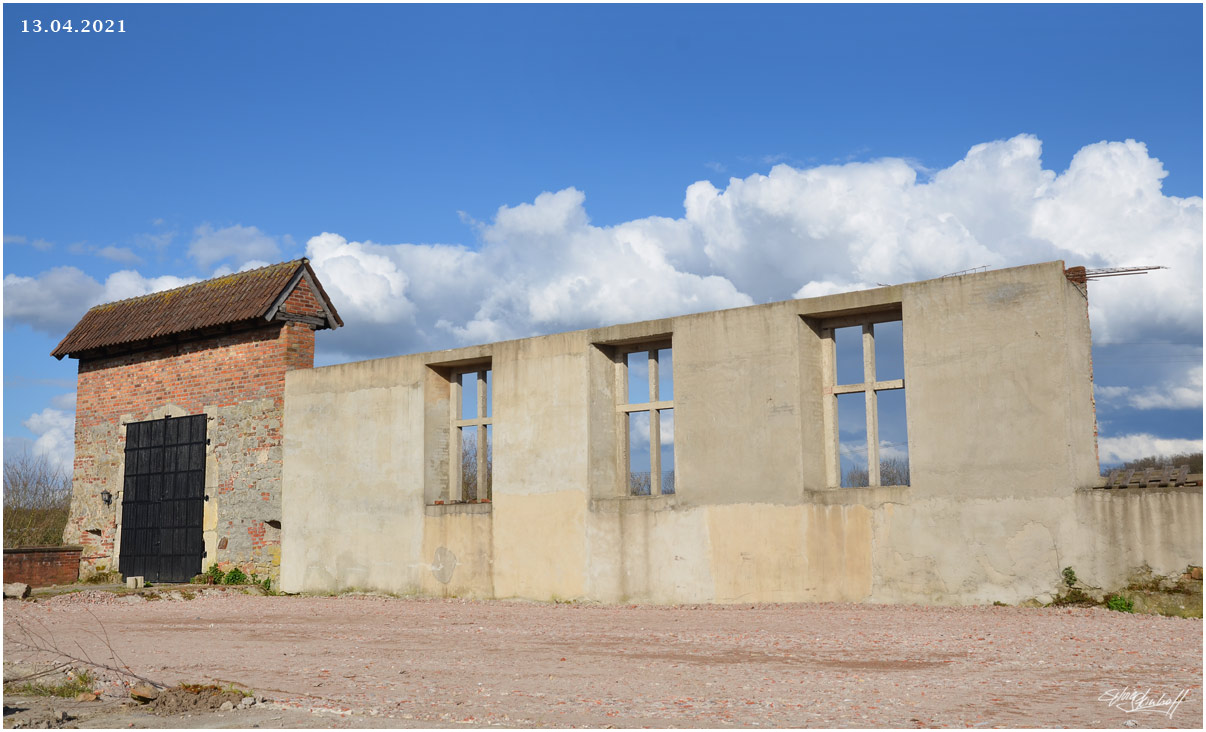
[65,318,317,581]
[281,276,326,318]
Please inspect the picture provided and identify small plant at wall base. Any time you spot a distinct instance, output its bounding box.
[1106,594,1135,613]
[249,573,274,594]
[1051,566,1095,606]
[205,564,225,584]
[1062,567,1078,588]
[222,567,248,585]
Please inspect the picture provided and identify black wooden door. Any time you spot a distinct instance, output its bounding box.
[119,414,207,582]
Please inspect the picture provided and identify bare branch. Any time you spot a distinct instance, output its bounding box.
[4,612,166,689]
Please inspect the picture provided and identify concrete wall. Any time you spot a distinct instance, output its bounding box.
[281,261,1201,604]
[1071,486,1203,591]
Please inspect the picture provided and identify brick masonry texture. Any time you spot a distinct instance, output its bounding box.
[64,305,320,581]
[3,547,82,587]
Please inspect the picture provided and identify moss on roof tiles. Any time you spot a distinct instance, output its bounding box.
[49,259,334,359]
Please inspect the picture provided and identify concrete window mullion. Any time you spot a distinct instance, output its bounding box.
[477,370,488,420]
[616,349,630,498]
[449,375,462,502]
[648,349,661,497]
[863,324,880,487]
[477,423,487,501]
[821,328,840,487]
[476,371,488,501]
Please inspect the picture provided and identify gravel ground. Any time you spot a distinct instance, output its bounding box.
[3,592,1201,728]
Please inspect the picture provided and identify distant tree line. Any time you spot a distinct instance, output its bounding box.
[844,457,910,487]
[1116,451,1202,474]
[628,470,676,496]
[460,431,492,500]
[4,453,71,548]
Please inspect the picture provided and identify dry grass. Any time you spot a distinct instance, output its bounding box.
[3,669,94,698]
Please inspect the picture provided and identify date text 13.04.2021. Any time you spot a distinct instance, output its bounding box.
[22,19,125,33]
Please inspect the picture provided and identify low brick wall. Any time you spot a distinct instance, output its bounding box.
[4,546,83,587]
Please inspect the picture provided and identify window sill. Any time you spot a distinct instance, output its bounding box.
[807,484,911,506]
[591,493,680,513]
[425,501,493,516]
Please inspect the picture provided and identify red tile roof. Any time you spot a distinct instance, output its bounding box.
[51,259,342,359]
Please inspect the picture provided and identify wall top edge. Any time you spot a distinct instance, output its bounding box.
[4,545,85,554]
[302,260,1069,374]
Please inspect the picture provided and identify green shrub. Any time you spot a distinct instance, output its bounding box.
[250,573,273,594]
[1062,567,1078,588]
[1106,594,1135,613]
[223,567,248,585]
[205,564,225,584]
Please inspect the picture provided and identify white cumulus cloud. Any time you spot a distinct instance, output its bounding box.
[1098,433,1203,465]
[304,134,1199,363]
[5,134,1201,471]
[22,407,75,473]
[3,267,196,336]
[309,187,753,358]
[188,224,290,270]
[1096,365,1203,411]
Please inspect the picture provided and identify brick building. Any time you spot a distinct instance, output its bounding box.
[53,260,341,582]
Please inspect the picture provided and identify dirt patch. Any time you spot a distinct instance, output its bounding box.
[149,685,248,716]
[619,647,949,671]
[4,595,1202,728]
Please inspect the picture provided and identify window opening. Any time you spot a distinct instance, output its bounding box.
[834,325,864,385]
[659,408,675,494]
[628,411,651,495]
[617,341,674,496]
[872,320,905,382]
[836,392,868,487]
[657,348,674,401]
[460,372,477,420]
[626,350,650,404]
[451,367,493,501]
[821,317,908,487]
[876,389,910,486]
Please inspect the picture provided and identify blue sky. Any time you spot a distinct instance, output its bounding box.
[3,3,1203,472]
